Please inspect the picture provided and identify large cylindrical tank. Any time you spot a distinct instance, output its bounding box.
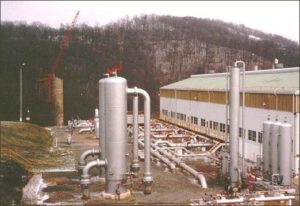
[262,118,273,174]
[229,66,240,185]
[104,76,128,194]
[279,122,292,185]
[99,76,108,177]
[270,120,281,174]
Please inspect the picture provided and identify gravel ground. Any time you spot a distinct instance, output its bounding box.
[23,126,223,205]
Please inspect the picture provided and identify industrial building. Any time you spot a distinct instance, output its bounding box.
[159,67,299,174]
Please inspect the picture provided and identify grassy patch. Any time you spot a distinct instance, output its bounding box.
[1,121,57,170]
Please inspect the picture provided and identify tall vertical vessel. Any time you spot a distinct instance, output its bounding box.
[262,117,273,175]
[99,75,108,177]
[104,76,128,194]
[270,118,281,175]
[229,66,240,185]
[279,121,292,185]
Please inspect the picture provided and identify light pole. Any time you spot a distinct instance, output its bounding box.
[19,62,25,122]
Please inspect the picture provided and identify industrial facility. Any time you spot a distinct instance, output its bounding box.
[159,66,299,172]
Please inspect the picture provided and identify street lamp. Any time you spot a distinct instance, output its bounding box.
[19,62,26,122]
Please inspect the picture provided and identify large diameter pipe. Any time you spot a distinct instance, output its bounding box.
[229,66,240,185]
[104,76,128,195]
[127,87,153,193]
[262,117,273,175]
[131,94,140,172]
[279,121,292,185]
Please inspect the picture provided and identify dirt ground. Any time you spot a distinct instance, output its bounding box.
[31,126,223,205]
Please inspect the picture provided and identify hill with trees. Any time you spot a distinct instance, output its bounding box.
[1,15,299,125]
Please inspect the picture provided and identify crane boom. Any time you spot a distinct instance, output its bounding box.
[36,11,79,104]
[51,10,80,74]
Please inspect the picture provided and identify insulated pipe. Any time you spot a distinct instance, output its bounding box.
[229,66,240,186]
[78,148,100,172]
[131,94,140,172]
[127,87,153,194]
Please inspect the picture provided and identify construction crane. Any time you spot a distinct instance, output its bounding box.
[36,11,80,103]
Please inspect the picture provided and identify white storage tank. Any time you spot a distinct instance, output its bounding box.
[270,119,281,175]
[262,117,273,175]
[279,121,292,185]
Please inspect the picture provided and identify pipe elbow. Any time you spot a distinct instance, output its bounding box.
[81,159,106,181]
[79,148,100,166]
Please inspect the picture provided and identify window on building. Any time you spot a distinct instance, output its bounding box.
[209,121,213,129]
[162,109,168,116]
[227,125,230,134]
[194,117,198,125]
[220,123,226,132]
[239,128,246,138]
[248,130,256,142]
[171,111,175,118]
[183,114,186,121]
[177,113,180,119]
[213,121,219,130]
[258,132,263,143]
[201,118,206,127]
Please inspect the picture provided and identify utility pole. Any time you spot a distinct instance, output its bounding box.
[20,62,25,122]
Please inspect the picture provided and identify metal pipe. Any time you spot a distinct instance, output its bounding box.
[294,112,299,175]
[150,142,207,188]
[78,148,100,172]
[215,197,244,204]
[229,66,240,186]
[127,87,153,193]
[225,66,230,153]
[139,140,176,171]
[131,94,140,172]
[152,140,212,148]
[80,159,106,199]
[249,195,295,203]
[234,61,246,176]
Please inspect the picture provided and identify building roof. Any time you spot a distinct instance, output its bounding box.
[160,67,300,94]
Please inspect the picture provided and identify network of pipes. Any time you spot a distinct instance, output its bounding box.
[76,63,297,205]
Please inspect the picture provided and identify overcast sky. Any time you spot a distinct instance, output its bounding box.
[1,1,299,43]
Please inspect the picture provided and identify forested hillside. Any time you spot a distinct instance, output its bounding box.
[1,15,299,125]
